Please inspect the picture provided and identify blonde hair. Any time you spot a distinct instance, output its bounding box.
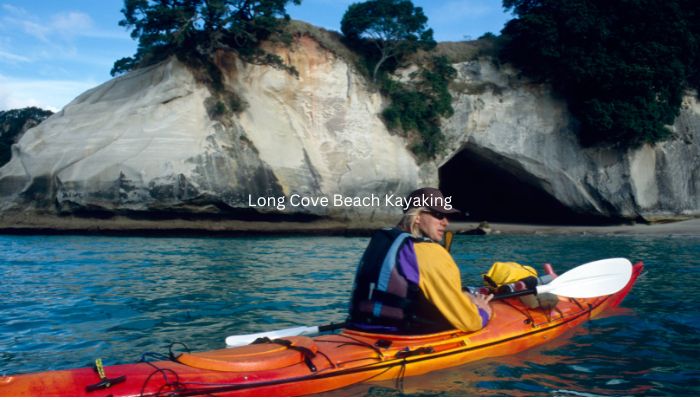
[397,207,429,238]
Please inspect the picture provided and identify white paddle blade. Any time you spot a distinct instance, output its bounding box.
[225,325,319,347]
[536,258,633,298]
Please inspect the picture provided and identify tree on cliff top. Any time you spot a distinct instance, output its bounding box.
[340,0,451,161]
[111,0,301,78]
[498,0,698,148]
[341,0,436,82]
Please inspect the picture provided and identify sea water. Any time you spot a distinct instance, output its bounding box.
[1,233,698,396]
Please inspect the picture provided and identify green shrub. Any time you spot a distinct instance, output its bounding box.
[380,56,455,160]
[499,0,699,148]
[339,0,455,160]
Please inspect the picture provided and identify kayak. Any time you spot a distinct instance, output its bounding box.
[0,261,643,397]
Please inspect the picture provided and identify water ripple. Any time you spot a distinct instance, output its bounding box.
[1,234,699,396]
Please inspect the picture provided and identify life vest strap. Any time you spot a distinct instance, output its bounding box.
[373,232,411,317]
[370,289,412,309]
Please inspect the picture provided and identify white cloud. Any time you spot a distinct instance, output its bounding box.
[0,4,131,85]
[0,74,99,112]
[1,3,27,17]
[1,6,127,42]
[22,11,95,41]
[51,11,94,33]
[48,11,128,40]
[21,19,51,42]
[1,4,47,41]
[0,49,30,63]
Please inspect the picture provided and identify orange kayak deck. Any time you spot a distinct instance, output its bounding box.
[0,262,643,397]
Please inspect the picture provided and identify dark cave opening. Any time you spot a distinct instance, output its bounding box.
[439,147,612,225]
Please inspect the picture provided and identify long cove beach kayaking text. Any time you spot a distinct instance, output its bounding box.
[248,193,455,211]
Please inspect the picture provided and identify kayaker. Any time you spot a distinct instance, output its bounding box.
[347,187,493,334]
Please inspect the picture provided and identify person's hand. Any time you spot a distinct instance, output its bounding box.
[468,292,494,319]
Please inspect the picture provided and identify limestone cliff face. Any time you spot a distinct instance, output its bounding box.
[0,37,420,221]
[0,35,698,222]
[442,60,700,221]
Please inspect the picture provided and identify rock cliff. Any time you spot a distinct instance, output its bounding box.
[440,61,699,222]
[0,34,698,225]
[0,36,419,222]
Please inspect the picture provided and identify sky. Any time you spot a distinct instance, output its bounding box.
[0,0,512,112]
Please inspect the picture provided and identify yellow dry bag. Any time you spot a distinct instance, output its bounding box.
[483,261,537,289]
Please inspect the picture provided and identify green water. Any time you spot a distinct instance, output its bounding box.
[1,233,698,396]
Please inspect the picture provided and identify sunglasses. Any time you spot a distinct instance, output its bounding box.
[422,210,447,220]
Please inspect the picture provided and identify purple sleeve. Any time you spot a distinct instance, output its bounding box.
[478,308,490,328]
[397,240,419,285]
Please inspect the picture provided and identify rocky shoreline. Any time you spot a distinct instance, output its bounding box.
[0,213,382,236]
[1,212,698,236]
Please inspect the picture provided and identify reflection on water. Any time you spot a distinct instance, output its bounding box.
[1,233,699,396]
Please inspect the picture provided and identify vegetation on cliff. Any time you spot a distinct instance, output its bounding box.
[379,56,456,159]
[111,0,455,161]
[340,0,435,83]
[105,0,700,157]
[341,0,455,161]
[111,0,303,123]
[498,0,700,148]
[111,0,300,81]
[0,107,53,167]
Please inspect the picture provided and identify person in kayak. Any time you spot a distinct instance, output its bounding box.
[347,187,493,334]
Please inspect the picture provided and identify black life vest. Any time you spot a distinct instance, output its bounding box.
[347,228,452,333]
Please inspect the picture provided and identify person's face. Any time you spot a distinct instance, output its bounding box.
[416,210,449,242]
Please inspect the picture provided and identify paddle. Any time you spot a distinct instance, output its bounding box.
[225,322,344,347]
[492,257,632,300]
[224,257,633,347]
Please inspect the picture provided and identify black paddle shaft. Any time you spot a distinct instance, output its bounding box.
[492,288,537,300]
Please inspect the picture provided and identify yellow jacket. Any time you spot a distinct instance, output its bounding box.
[414,242,485,332]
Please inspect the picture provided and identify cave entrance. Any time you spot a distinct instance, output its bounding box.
[439,146,598,224]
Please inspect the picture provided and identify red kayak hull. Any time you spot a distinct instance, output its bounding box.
[0,262,643,396]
